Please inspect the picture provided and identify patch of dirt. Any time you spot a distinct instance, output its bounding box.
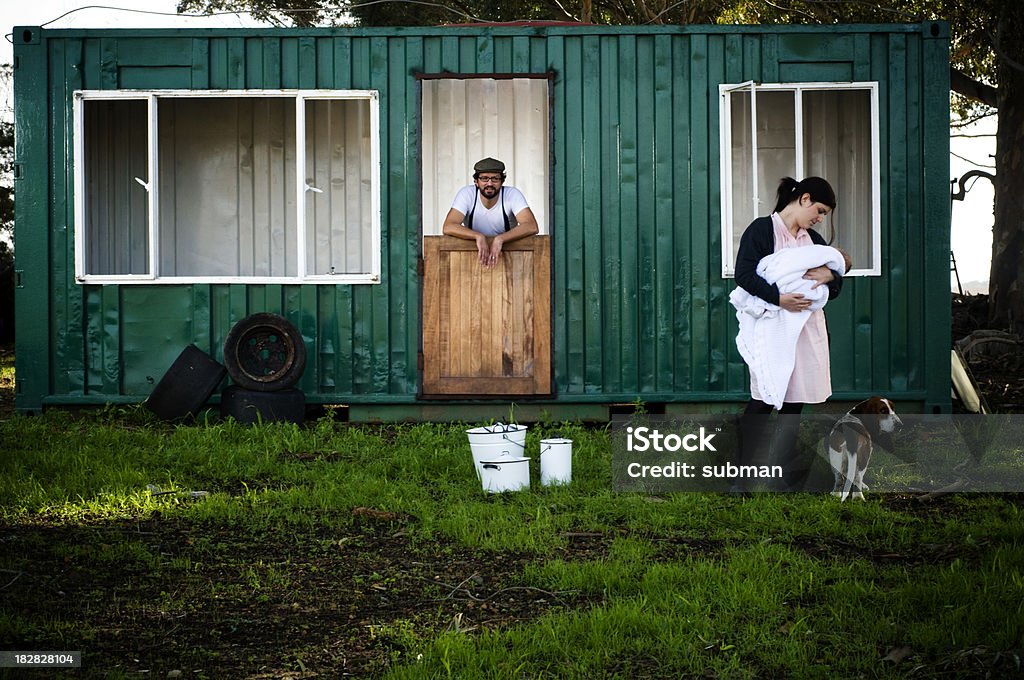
[3,496,1021,679]
[0,515,573,679]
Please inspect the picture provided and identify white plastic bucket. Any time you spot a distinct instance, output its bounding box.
[479,456,531,493]
[540,438,573,486]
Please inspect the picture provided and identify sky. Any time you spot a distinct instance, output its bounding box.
[1,1,1000,289]
[948,116,997,289]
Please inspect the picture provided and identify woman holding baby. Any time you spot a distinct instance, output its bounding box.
[733,176,847,492]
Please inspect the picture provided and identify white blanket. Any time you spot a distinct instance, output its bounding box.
[730,245,845,409]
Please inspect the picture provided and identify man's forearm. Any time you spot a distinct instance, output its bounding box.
[442,222,480,240]
[494,223,538,245]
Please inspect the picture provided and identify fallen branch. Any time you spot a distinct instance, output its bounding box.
[916,479,971,501]
[409,572,578,607]
[0,569,24,591]
[477,585,580,607]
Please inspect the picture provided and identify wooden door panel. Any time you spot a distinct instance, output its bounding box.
[423,235,550,396]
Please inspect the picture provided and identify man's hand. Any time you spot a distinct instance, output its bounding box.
[803,265,835,289]
[486,235,504,267]
[444,205,539,267]
[476,233,491,266]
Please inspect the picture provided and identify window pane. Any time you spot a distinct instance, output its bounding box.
[305,99,374,275]
[729,90,753,254]
[82,99,149,275]
[731,90,796,258]
[755,90,796,217]
[158,97,297,277]
[803,90,873,269]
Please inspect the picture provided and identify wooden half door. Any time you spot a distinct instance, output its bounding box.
[422,235,551,396]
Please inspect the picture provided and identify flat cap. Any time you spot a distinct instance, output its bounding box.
[473,157,505,174]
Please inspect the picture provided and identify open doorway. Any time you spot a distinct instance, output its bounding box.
[420,75,552,397]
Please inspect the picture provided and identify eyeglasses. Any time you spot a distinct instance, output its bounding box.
[477,176,504,184]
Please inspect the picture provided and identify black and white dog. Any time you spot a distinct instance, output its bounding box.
[828,397,902,501]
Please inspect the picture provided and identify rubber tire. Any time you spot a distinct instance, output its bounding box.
[223,313,307,392]
[221,385,306,425]
[145,344,227,421]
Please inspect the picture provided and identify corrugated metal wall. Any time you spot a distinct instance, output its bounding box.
[13,24,951,412]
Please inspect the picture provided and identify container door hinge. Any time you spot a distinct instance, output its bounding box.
[14,270,24,288]
[417,257,425,277]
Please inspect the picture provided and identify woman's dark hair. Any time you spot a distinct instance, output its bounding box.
[773,176,836,213]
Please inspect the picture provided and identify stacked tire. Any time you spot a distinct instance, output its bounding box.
[221,313,307,425]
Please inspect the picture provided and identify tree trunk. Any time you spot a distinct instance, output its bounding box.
[989,4,1024,332]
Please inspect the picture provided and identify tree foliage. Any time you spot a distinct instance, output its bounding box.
[0,122,12,235]
[0,121,12,237]
[1,63,13,342]
[0,65,12,238]
[178,0,347,26]
[178,0,728,28]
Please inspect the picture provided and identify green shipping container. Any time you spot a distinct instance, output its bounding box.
[13,22,952,419]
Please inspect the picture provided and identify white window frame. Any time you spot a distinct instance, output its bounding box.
[719,81,881,278]
[73,89,382,285]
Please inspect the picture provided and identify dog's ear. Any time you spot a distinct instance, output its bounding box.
[858,406,885,438]
[853,396,892,417]
[851,398,875,415]
[866,397,886,414]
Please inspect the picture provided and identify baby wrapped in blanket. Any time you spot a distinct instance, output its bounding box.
[730,245,851,410]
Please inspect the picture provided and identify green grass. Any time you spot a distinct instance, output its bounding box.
[1,409,1022,678]
[0,349,13,415]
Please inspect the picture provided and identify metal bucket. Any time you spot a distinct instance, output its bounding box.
[469,441,517,479]
[479,456,531,493]
[466,419,528,446]
[466,423,528,479]
[540,438,573,486]
[466,422,528,449]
